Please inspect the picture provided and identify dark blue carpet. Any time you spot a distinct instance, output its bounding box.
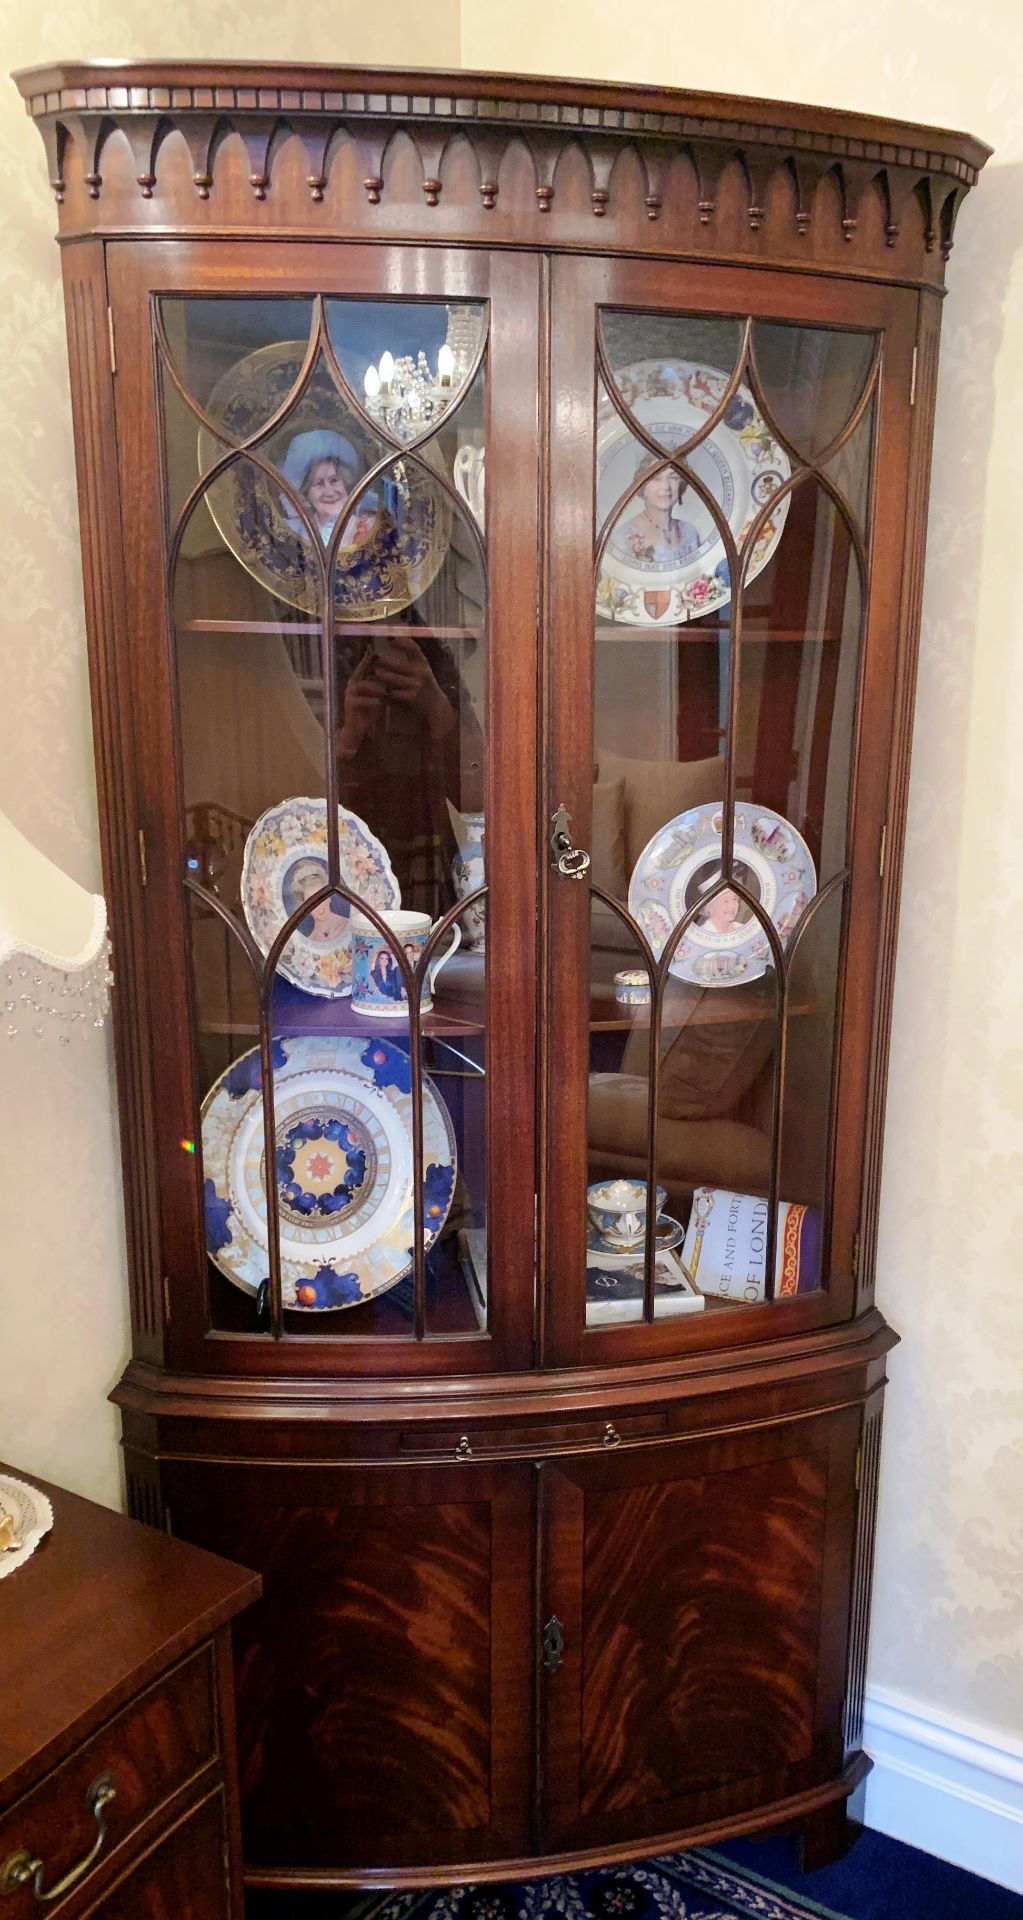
[718,1830,1023,1919]
[247,1828,1023,1918]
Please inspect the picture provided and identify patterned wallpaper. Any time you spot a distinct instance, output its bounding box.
[2,0,1020,1746]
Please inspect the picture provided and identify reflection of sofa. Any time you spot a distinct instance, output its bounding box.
[588,749,776,1212]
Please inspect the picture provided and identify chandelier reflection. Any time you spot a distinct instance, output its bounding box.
[363,343,463,441]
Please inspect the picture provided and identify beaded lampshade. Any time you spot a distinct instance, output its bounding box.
[0,811,111,1043]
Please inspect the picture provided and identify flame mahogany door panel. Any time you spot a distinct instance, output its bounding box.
[538,1408,860,1854]
[162,1458,533,1872]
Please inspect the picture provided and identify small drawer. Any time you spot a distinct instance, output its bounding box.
[0,1646,217,1914]
[399,1412,668,1458]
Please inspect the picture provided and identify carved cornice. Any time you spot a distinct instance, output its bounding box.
[13,61,989,281]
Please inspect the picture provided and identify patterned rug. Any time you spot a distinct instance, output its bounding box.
[249,1853,848,1920]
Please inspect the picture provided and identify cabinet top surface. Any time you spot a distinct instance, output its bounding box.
[12,58,990,174]
[0,1463,260,1804]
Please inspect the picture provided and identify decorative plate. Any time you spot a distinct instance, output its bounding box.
[0,1474,54,1582]
[596,359,791,625]
[241,797,400,1000]
[201,1033,457,1311]
[629,803,816,988]
[198,344,452,621]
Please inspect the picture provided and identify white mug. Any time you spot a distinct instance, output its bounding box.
[350,909,461,1016]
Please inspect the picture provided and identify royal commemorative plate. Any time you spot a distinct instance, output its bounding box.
[596,359,791,625]
[242,797,400,999]
[201,1033,457,1311]
[198,344,452,621]
[629,803,816,988]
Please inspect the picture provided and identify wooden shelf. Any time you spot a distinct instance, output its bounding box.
[594,623,842,643]
[183,618,484,640]
[197,977,487,1042]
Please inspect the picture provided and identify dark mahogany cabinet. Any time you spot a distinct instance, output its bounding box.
[15,58,985,1892]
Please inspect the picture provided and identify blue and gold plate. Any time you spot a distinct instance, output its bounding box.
[201,1033,456,1310]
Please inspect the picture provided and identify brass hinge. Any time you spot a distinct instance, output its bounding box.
[909,345,917,407]
[879,821,888,880]
[138,828,148,888]
[107,305,117,376]
[163,1273,171,1324]
[855,1444,862,1492]
[851,1229,861,1279]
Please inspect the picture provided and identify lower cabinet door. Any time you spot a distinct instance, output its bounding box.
[539,1408,861,1855]
[163,1458,534,1872]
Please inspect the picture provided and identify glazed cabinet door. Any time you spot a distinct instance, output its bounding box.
[538,1408,860,1853]
[162,1458,533,1873]
[106,241,539,1378]
[542,257,916,1363]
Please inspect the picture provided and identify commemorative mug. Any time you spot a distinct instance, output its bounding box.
[587,1178,668,1252]
[350,909,461,1016]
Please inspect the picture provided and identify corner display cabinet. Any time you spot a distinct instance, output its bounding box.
[17,59,987,1891]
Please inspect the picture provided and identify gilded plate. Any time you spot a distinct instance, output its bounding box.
[198,344,452,620]
[201,1033,457,1311]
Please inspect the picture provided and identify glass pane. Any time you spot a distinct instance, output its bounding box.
[776,882,846,1297]
[160,295,315,433]
[326,297,486,444]
[599,310,744,461]
[161,293,490,1347]
[590,308,872,1330]
[596,378,791,628]
[586,897,660,1328]
[739,483,864,887]
[752,322,876,462]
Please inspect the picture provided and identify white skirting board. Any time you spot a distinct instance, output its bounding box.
[853,1686,1023,1894]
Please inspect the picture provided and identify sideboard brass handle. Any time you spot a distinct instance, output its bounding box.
[1,1772,116,1902]
[603,1422,622,1448]
[454,1435,473,1459]
[549,803,591,882]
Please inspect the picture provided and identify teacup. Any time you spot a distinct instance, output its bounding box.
[587,1179,668,1252]
[350,910,460,1017]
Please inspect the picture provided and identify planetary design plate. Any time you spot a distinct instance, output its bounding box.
[241,796,400,999]
[201,1033,456,1310]
[596,359,790,625]
[628,803,817,987]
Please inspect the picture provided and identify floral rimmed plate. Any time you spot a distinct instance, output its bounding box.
[596,359,791,625]
[241,797,400,999]
[0,1474,54,1581]
[201,1033,457,1311]
[628,803,816,988]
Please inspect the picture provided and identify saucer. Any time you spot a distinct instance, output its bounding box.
[586,1214,684,1259]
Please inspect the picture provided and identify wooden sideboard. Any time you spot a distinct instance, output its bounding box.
[0,1467,259,1918]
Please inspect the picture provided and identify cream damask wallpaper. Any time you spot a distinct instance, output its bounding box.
[1,0,1020,1748]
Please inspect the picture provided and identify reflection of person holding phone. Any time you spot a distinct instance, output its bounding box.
[336,632,483,916]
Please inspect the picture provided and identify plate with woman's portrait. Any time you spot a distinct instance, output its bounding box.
[596,360,791,626]
[201,1032,456,1310]
[628,803,816,987]
[242,797,400,999]
[198,344,452,620]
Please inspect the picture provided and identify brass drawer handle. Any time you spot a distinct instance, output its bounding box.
[1,1772,116,1902]
[603,1423,622,1448]
[454,1435,473,1460]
